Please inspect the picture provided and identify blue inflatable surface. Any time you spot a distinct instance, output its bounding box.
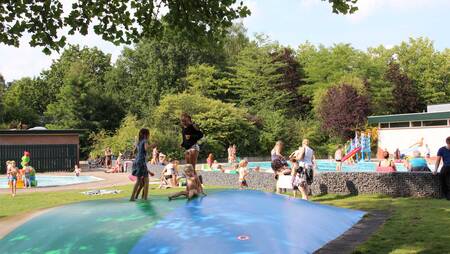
[130,190,365,254]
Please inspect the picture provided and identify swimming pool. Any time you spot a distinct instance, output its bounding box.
[247,160,410,172]
[0,175,103,188]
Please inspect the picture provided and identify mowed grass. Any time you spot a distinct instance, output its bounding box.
[1,187,450,253]
[311,194,450,254]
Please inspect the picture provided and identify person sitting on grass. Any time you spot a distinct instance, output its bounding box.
[159,159,179,189]
[168,165,205,201]
[406,151,430,172]
[105,152,123,173]
[238,159,249,189]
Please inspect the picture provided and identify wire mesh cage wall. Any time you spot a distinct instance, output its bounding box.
[0,144,78,173]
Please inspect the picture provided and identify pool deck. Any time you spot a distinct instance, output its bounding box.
[0,170,155,194]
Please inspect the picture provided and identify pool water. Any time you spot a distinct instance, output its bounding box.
[247,160,409,172]
[0,175,103,188]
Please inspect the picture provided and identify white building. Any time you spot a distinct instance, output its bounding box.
[368,104,450,158]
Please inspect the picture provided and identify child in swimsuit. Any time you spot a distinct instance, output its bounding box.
[168,165,205,200]
[238,159,249,189]
[7,161,18,197]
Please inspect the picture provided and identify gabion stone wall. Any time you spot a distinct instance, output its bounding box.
[310,172,441,198]
[150,166,442,198]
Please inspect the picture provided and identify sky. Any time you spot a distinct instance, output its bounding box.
[0,0,449,83]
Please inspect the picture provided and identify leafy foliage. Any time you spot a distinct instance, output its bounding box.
[385,62,424,114]
[89,115,141,157]
[106,30,226,116]
[150,93,259,159]
[0,0,250,54]
[318,84,370,140]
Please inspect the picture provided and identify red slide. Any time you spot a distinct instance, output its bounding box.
[342,147,362,162]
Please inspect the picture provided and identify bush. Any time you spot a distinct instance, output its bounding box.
[149,93,259,160]
[90,115,141,158]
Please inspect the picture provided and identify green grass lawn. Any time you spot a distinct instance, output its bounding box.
[1,186,449,254]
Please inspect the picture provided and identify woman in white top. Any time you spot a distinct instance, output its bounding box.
[292,139,316,200]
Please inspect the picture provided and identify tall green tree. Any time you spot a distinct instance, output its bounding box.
[186,64,237,102]
[44,50,123,132]
[394,37,449,104]
[1,78,45,125]
[385,62,424,114]
[107,29,227,116]
[272,47,309,117]
[232,41,289,114]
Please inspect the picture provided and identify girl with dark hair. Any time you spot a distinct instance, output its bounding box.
[180,113,206,195]
[130,128,154,201]
[180,113,203,169]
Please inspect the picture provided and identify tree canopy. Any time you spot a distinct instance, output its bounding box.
[0,0,358,54]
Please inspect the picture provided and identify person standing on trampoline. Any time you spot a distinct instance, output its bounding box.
[180,113,203,170]
[180,113,206,195]
[130,128,154,201]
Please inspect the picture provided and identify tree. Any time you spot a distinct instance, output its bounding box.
[0,0,358,54]
[393,37,449,104]
[106,29,228,116]
[0,0,250,54]
[272,47,309,117]
[233,41,290,114]
[385,62,424,114]
[186,64,237,102]
[41,45,113,104]
[45,60,124,132]
[1,78,44,125]
[318,84,370,140]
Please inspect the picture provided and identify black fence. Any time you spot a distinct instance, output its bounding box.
[0,144,78,173]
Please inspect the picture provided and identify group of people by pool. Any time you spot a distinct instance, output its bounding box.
[5,151,37,197]
[270,139,316,200]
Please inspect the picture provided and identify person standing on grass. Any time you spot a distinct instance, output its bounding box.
[7,161,18,197]
[434,136,450,200]
[293,139,316,199]
[130,128,154,201]
[104,147,112,169]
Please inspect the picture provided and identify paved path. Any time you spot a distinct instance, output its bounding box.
[0,170,159,194]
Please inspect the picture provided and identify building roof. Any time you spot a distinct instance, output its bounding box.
[0,129,87,135]
[368,111,450,124]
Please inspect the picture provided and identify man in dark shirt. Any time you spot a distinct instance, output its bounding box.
[434,136,450,200]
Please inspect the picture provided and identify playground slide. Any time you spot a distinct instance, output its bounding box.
[401,146,419,155]
[342,147,362,162]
